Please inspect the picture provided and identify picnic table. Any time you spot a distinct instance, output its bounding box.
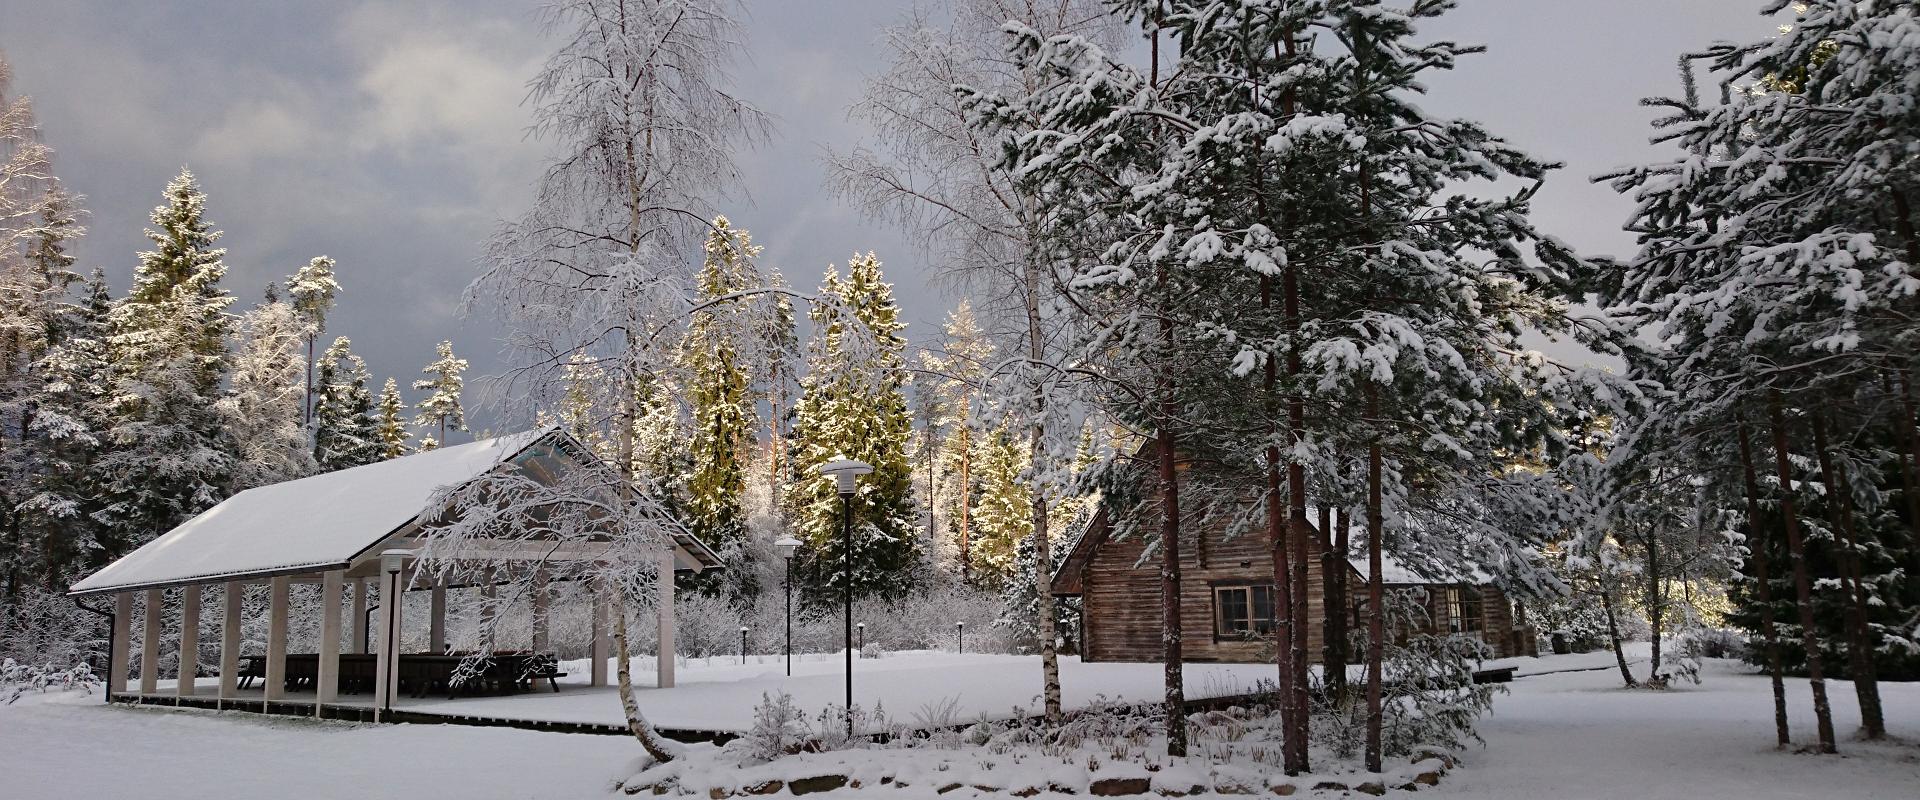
[239,652,564,699]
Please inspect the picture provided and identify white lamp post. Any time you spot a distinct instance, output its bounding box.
[819,457,872,736]
[775,535,802,677]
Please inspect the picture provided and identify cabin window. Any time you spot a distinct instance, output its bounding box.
[1214,585,1276,637]
[1446,586,1484,633]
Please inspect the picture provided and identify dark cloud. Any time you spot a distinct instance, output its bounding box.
[2,0,1783,434]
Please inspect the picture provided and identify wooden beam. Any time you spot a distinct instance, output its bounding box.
[657,550,675,689]
[429,576,447,654]
[349,578,368,654]
[316,570,344,712]
[109,592,131,696]
[141,588,161,694]
[265,576,289,701]
[176,585,200,698]
[219,582,241,702]
[531,568,550,653]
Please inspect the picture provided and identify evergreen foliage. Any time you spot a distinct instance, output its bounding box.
[223,292,315,489]
[313,336,382,471]
[374,377,411,459]
[788,254,921,600]
[412,339,467,451]
[682,216,764,597]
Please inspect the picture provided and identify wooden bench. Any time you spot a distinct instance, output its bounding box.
[1471,666,1518,684]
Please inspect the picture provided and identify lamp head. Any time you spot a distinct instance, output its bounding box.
[819,457,874,497]
[774,536,803,560]
[380,548,414,575]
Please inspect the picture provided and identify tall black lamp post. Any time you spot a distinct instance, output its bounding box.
[774,535,802,676]
[820,457,872,737]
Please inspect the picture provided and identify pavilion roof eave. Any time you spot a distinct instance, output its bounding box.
[67,559,354,598]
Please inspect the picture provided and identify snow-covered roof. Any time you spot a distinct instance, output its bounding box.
[71,431,551,596]
[1346,555,1491,585]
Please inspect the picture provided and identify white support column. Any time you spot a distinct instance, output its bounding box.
[316,570,344,713]
[373,560,406,722]
[140,588,161,695]
[176,585,200,698]
[480,565,498,651]
[429,576,447,654]
[219,582,241,702]
[531,568,550,653]
[657,550,675,690]
[109,592,131,697]
[589,577,608,688]
[265,576,289,701]
[349,578,368,654]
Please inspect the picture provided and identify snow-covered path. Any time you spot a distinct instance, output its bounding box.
[5,648,1916,798]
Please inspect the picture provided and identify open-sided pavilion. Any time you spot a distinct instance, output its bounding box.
[67,428,721,721]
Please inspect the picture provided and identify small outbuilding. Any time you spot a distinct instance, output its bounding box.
[68,427,721,717]
[1051,503,1538,664]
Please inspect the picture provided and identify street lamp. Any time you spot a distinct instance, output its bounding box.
[957,621,965,654]
[775,535,802,677]
[740,626,749,665]
[819,457,872,736]
[856,622,865,653]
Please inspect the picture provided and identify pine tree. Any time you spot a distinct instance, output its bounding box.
[967,425,1029,588]
[313,336,382,471]
[412,340,467,451]
[223,289,315,489]
[374,377,410,459]
[682,216,763,597]
[787,254,921,599]
[922,301,993,580]
[93,168,236,558]
[286,255,340,431]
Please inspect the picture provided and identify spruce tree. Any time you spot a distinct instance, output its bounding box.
[411,340,467,451]
[682,216,763,597]
[17,271,111,585]
[93,168,236,557]
[314,336,382,471]
[788,254,921,599]
[374,377,411,459]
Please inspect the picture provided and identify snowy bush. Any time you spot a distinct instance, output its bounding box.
[1678,626,1746,661]
[726,692,812,764]
[3,658,98,704]
[0,587,106,669]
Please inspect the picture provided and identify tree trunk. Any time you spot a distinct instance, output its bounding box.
[1894,371,1920,580]
[959,427,971,583]
[1158,422,1188,757]
[1810,412,1885,739]
[1646,522,1663,684]
[1025,253,1062,723]
[1737,423,1791,747]
[1364,386,1385,773]
[613,594,681,764]
[1767,392,1838,753]
[1327,507,1350,704]
[1599,580,1637,688]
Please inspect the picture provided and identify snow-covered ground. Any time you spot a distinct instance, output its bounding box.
[6,646,1917,798]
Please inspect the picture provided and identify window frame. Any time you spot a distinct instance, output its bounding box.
[1212,582,1277,640]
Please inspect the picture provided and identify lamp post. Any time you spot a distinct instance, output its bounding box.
[957,621,965,654]
[820,457,872,737]
[374,549,412,723]
[775,535,802,677]
[740,626,749,665]
[856,622,865,653]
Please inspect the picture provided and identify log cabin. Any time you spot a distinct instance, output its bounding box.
[1050,503,1538,664]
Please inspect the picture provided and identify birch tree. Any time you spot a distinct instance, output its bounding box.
[468,0,768,762]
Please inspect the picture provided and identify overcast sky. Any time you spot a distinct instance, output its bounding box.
[1,0,1784,439]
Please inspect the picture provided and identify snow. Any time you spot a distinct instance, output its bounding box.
[68,430,548,595]
[7,645,1917,798]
